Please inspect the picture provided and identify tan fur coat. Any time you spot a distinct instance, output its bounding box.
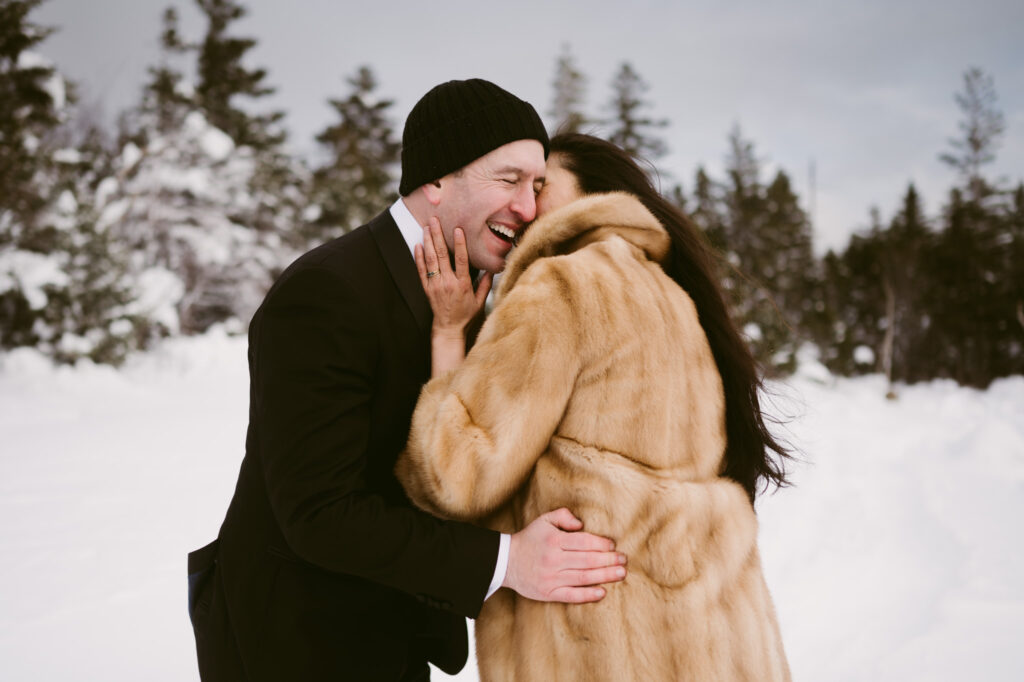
[396,193,790,681]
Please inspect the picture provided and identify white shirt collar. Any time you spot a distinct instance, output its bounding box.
[389,197,423,260]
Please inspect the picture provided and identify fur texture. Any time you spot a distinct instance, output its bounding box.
[396,193,790,681]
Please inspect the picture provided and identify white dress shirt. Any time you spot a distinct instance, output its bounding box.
[389,198,511,601]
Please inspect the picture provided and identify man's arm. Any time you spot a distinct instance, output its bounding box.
[259,263,624,613]
[253,264,497,616]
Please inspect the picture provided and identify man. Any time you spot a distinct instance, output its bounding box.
[188,79,627,681]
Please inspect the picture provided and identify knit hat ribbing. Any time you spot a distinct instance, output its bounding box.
[399,79,549,196]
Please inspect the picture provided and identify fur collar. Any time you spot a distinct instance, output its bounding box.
[497,192,670,299]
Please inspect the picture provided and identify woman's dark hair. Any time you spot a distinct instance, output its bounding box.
[549,133,791,501]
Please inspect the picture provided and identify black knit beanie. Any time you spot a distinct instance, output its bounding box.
[399,79,550,196]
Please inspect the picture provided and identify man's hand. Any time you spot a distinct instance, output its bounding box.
[503,508,627,603]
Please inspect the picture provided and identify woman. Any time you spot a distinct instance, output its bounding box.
[396,133,791,681]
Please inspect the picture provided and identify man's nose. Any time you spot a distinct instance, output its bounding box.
[510,183,537,223]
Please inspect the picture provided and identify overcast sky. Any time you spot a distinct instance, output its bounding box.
[35,0,1024,253]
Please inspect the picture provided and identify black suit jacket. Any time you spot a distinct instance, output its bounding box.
[193,211,499,681]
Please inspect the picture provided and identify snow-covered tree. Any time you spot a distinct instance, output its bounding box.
[0,0,58,230]
[103,110,299,335]
[93,1,307,336]
[137,6,194,137]
[194,0,284,151]
[306,65,400,244]
[1,1,149,364]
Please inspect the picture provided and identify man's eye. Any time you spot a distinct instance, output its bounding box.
[501,178,517,185]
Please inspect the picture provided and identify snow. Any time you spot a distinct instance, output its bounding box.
[96,198,130,233]
[1,332,1021,681]
[121,142,143,171]
[95,177,119,209]
[855,344,876,365]
[16,51,66,110]
[183,111,235,162]
[53,148,82,164]
[0,249,70,309]
[127,267,185,333]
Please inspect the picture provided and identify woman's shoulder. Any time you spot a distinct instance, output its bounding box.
[498,192,669,298]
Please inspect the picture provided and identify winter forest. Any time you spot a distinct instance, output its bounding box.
[2,0,1023,680]
[2,0,1021,387]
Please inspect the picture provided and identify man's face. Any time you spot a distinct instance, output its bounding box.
[434,139,546,273]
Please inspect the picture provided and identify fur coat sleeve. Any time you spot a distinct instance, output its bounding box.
[396,257,581,522]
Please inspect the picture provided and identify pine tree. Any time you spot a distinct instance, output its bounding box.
[878,184,931,387]
[712,126,818,373]
[925,68,1019,387]
[821,208,889,377]
[690,166,726,251]
[194,0,284,150]
[307,65,400,243]
[719,126,774,367]
[1007,185,1024,375]
[94,0,307,335]
[762,169,818,370]
[605,62,667,162]
[939,67,1005,202]
[0,1,147,363]
[139,6,194,136]
[0,0,57,231]
[548,44,588,134]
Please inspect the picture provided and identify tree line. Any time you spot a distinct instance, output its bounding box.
[1,0,1020,389]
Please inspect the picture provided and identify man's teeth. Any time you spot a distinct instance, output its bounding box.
[488,223,515,240]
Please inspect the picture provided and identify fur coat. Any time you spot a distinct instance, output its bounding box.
[396,192,790,681]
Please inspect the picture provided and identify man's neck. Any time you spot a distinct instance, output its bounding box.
[400,191,434,228]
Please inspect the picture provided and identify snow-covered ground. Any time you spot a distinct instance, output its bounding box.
[1,330,1022,681]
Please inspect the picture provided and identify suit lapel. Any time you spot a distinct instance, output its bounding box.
[369,211,432,334]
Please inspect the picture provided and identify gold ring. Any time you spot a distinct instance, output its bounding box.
[426,271,439,278]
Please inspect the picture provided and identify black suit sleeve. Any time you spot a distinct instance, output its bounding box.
[251,264,498,618]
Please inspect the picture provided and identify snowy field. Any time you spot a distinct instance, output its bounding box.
[1,329,1022,681]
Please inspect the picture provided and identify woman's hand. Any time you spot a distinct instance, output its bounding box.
[414,217,493,376]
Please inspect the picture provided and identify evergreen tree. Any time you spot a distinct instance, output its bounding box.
[548,44,588,134]
[690,166,726,251]
[924,68,1018,387]
[719,126,775,368]
[94,2,308,336]
[0,1,147,363]
[0,0,57,231]
[939,67,1005,202]
[308,65,400,243]
[820,208,888,377]
[878,184,931,387]
[194,0,284,150]
[104,108,296,336]
[605,61,667,162]
[1007,185,1024,374]
[138,6,194,136]
[712,126,818,373]
[762,169,818,369]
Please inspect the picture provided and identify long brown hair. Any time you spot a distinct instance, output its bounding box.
[549,133,791,501]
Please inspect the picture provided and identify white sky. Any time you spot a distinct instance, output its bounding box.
[35,0,1024,254]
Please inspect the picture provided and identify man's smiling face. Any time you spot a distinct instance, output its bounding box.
[432,139,546,274]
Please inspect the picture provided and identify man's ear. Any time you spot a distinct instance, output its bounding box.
[422,180,443,206]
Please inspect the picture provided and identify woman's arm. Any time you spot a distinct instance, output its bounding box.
[414,218,492,377]
[397,259,583,521]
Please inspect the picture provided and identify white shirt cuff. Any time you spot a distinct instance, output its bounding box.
[484,533,511,601]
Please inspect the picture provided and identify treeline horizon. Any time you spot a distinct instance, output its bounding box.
[1,0,1021,391]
